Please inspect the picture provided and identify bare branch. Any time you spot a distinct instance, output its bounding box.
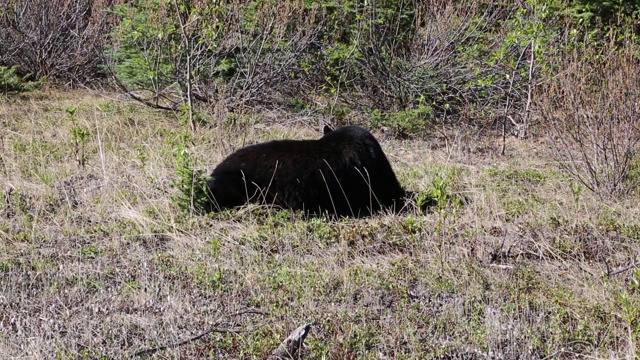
[133,308,267,357]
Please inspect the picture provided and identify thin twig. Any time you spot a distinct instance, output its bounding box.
[501,41,530,155]
[173,0,196,134]
[133,308,267,357]
[134,327,241,357]
[606,261,640,278]
[111,75,179,111]
[522,39,535,138]
[539,349,564,360]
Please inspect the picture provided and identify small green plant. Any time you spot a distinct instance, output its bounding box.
[179,103,209,129]
[208,238,222,257]
[426,170,464,273]
[616,288,640,346]
[190,263,225,293]
[628,152,640,191]
[571,182,583,214]
[66,107,91,168]
[0,65,41,94]
[134,144,148,168]
[79,245,101,259]
[403,216,422,234]
[170,131,211,215]
[631,270,640,292]
[429,177,461,213]
[370,105,434,138]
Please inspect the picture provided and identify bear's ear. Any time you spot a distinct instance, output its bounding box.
[323,124,334,135]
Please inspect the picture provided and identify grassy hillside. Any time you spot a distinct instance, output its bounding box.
[1,92,639,358]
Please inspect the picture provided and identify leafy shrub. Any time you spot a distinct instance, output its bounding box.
[170,132,210,215]
[369,105,434,138]
[318,1,568,136]
[0,66,41,93]
[627,152,640,192]
[568,0,640,34]
[106,0,321,115]
[103,0,591,139]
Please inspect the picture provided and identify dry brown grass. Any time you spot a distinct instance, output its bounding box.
[0,91,639,359]
[541,44,640,199]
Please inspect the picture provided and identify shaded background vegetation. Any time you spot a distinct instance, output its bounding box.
[1,0,637,113]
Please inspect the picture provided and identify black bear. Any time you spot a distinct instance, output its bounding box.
[205,125,411,217]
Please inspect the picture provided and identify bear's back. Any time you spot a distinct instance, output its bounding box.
[207,126,405,216]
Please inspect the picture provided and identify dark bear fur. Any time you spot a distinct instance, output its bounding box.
[205,125,410,217]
